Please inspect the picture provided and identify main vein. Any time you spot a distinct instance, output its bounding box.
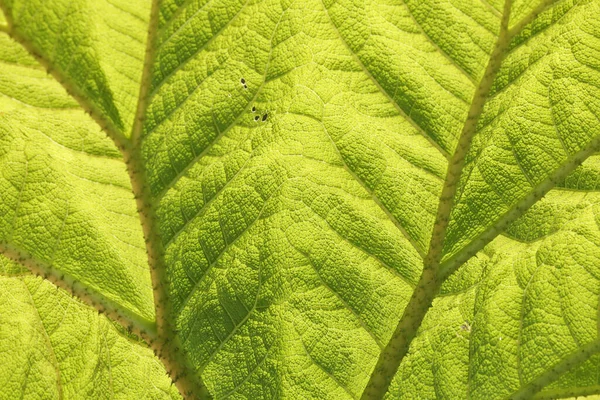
[125,1,213,399]
[0,1,212,398]
[0,242,157,342]
[361,0,600,398]
[359,0,514,398]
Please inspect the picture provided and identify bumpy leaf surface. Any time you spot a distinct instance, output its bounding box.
[0,257,180,399]
[0,20,155,324]
[1,0,600,399]
[392,187,600,399]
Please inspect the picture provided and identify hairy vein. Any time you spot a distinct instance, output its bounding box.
[0,242,157,342]
[507,339,600,400]
[360,1,514,398]
[0,6,129,150]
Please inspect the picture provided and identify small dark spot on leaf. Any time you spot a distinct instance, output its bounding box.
[252,106,256,113]
[240,78,246,84]
[262,113,268,121]
[254,116,260,122]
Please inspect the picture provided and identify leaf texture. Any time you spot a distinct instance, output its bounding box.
[443,0,600,263]
[1,0,600,399]
[0,0,151,133]
[0,257,181,400]
[0,30,155,327]
[389,180,600,398]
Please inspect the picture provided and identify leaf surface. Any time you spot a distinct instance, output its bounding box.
[1,0,600,399]
[0,257,180,400]
[0,28,156,331]
[0,0,150,134]
[390,181,600,399]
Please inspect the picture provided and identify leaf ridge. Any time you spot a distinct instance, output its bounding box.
[192,272,262,375]
[320,115,426,258]
[439,133,600,280]
[153,76,263,202]
[218,343,275,398]
[292,320,358,400]
[320,0,451,160]
[507,0,564,39]
[156,0,216,52]
[506,0,579,55]
[99,326,115,399]
[480,0,503,17]
[487,2,582,96]
[120,8,215,397]
[465,264,489,398]
[0,2,210,398]
[452,2,500,36]
[145,0,250,105]
[296,247,385,349]
[130,0,162,144]
[515,260,545,386]
[162,147,255,247]
[22,279,64,399]
[486,1,581,103]
[175,179,286,314]
[400,1,480,84]
[534,385,600,399]
[361,1,514,397]
[0,13,129,150]
[158,0,203,34]
[147,0,289,201]
[157,0,290,234]
[299,190,418,288]
[3,0,600,399]
[5,156,28,244]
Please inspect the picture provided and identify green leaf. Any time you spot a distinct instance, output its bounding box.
[390,185,600,399]
[1,0,600,399]
[442,0,600,265]
[0,30,155,330]
[0,256,180,400]
[0,0,150,134]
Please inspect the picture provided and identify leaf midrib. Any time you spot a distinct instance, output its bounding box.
[3,0,600,399]
[358,0,600,397]
[435,0,584,274]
